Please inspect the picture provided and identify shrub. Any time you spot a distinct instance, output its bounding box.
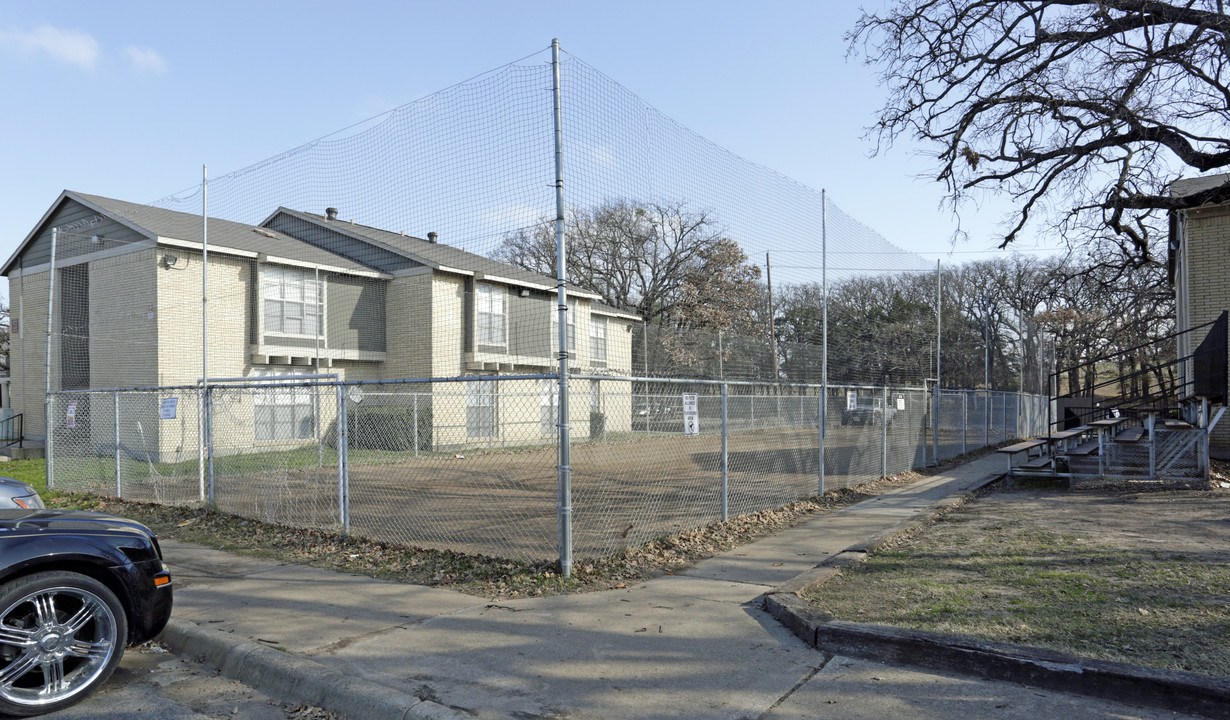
[345,405,433,452]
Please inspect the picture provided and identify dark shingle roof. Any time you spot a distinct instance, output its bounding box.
[1169,174,1230,200]
[273,208,599,298]
[72,193,374,273]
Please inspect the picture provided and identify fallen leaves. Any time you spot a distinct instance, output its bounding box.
[44,462,933,601]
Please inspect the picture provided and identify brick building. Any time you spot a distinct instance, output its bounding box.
[2,191,639,452]
[1169,173,1230,458]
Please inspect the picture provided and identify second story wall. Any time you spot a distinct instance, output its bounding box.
[158,248,251,386]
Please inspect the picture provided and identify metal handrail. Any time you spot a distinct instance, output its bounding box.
[0,414,23,448]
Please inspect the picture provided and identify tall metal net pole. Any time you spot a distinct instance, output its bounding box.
[200,165,209,504]
[819,189,827,496]
[984,292,991,447]
[44,228,57,490]
[934,260,941,465]
[552,39,573,579]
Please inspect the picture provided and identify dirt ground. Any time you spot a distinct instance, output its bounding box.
[806,479,1230,676]
[81,425,920,562]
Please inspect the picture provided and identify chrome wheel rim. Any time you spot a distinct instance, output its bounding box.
[0,585,118,708]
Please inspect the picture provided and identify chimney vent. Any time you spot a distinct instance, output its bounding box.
[428,232,438,244]
[325,207,338,221]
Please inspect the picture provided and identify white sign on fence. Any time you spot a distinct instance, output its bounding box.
[847,391,858,411]
[682,393,699,436]
[896,395,906,411]
[160,397,178,420]
[65,402,76,430]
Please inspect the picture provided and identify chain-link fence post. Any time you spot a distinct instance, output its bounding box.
[818,386,826,496]
[413,394,420,457]
[339,382,350,536]
[881,383,888,479]
[924,379,934,467]
[206,385,215,507]
[44,228,57,491]
[962,391,968,454]
[114,390,121,498]
[720,382,729,522]
[552,39,573,580]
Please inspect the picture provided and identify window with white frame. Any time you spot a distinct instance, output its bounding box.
[262,265,322,337]
[590,315,607,364]
[252,369,315,442]
[466,378,496,439]
[476,282,506,346]
[549,299,577,353]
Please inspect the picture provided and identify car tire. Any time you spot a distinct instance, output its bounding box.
[0,571,128,717]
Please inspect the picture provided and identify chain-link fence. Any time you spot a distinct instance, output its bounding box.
[932,389,1048,464]
[46,375,1047,563]
[14,43,1067,575]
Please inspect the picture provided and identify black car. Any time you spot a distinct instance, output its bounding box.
[0,510,173,717]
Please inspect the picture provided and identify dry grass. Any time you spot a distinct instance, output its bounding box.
[803,461,1230,677]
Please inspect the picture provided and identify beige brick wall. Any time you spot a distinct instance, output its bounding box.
[1180,205,1230,457]
[431,273,466,377]
[8,250,161,438]
[9,269,50,434]
[157,250,250,386]
[91,249,157,388]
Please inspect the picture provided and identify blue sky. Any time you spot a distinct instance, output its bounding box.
[0,0,1061,295]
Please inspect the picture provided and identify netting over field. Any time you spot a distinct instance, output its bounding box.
[16,43,1053,568]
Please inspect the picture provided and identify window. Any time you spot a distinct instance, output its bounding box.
[590,315,607,363]
[263,266,322,336]
[476,282,506,346]
[540,378,558,434]
[466,378,496,439]
[253,370,315,442]
[550,300,576,353]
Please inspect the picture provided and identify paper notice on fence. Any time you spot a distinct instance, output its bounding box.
[160,397,178,420]
[682,393,700,436]
[65,402,76,430]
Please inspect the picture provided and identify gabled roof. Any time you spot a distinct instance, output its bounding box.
[2,191,376,276]
[265,207,601,299]
[1169,173,1230,200]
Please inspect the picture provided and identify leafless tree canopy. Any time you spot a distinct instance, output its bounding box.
[850,0,1230,258]
[495,200,763,330]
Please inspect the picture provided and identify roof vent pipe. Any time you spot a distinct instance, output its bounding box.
[325,207,338,221]
[428,232,438,244]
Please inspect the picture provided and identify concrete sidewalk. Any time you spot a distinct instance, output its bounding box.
[159,454,1212,719]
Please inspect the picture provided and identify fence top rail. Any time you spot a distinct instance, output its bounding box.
[47,373,1046,397]
[569,372,933,392]
[199,373,340,385]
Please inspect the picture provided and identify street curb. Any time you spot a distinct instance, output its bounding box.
[158,618,471,720]
[763,471,1230,719]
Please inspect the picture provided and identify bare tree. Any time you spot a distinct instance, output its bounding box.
[496,200,763,328]
[850,0,1230,260]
